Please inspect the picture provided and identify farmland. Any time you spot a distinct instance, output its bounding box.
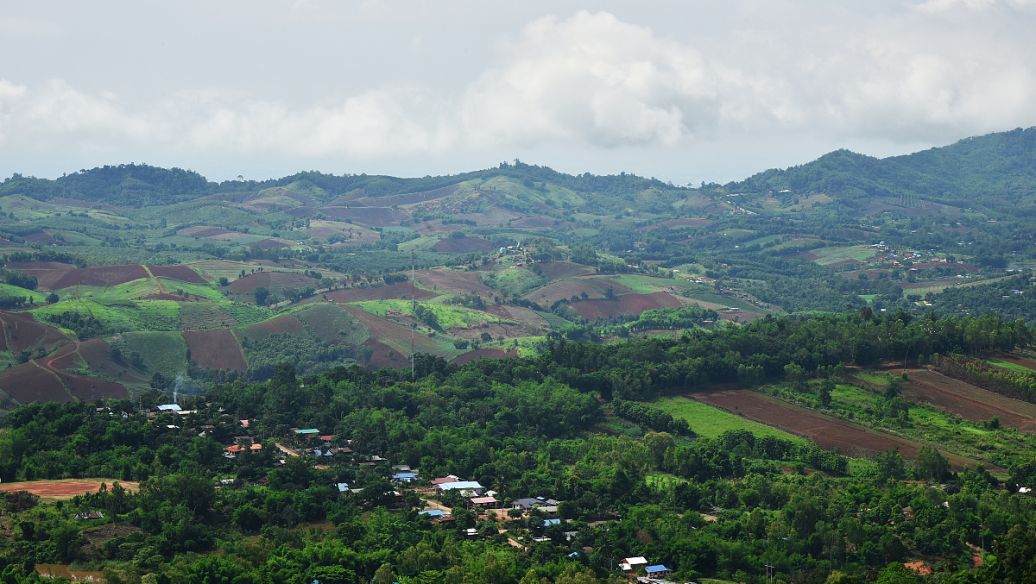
[653,396,805,443]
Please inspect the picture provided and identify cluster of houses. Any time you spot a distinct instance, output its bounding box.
[619,557,674,582]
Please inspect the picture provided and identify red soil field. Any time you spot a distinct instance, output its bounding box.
[693,389,975,468]
[6,261,78,289]
[227,271,317,295]
[239,315,306,341]
[75,338,147,384]
[451,348,519,365]
[180,226,232,237]
[523,277,634,306]
[342,306,449,358]
[147,264,207,284]
[249,239,290,250]
[351,184,459,207]
[58,372,128,402]
[183,329,247,372]
[570,292,683,320]
[0,479,140,499]
[433,237,496,253]
[415,269,496,298]
[364,339,410,369]
[52,264,148,288]
[891,368,1036,432]
[22,230,57,244]
[326,282,437,303]
[483,305,549,329]
[0,362,72,403]
[536,261,595,281]
[0,311,69,353]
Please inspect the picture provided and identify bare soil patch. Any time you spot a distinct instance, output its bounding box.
[451,348,519,365]
[570,292,683,320]
[318,206,404,225]
[0,479,139,500]
[59,372,127,402]
[0,311,69,353]
[327,282,437,303]
[433,237,496,253]
[228,271,317,295]
[416,269,496,298]
[0,362,70,403]
[523,277,634,307]
[239,315,305,341]
[6,261,78,289]
[183,329,247,372]
[893,368,1036,432]
[147,264,207,284]
[536,262,595,281]
[52,264,148,288]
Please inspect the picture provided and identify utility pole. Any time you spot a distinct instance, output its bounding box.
[765,564,775,584]
[411,250,416,381]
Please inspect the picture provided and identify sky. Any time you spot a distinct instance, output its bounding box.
[1,0,1035,185]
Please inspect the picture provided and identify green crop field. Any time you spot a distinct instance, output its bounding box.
[988,358,1033,373]
[809,244,875,265]
[296,303,369,345]
[653,396,806,443]
[109,331,188,380]
[32,299,181,335]
[0,283,47,304]
[610,274,678,294]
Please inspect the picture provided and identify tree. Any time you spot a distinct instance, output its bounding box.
[254,287,270,306]
[914,446,951,482]
[877,450,907,482]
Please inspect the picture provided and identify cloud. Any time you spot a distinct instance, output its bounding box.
[1,7,1035,167]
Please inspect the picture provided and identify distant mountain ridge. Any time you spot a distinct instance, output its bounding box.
[728,126,1036,214]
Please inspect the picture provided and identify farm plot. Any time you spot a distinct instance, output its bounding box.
[183,329,246,372]
[296,303,369,346]
[0,311,69,353]
[415,269,497,298]
[535,261,595,281]
[0,362,71,403]
[655,396,805,442]
[51,264,149,288]
[147,264,207,284]
[451,348,518,365]
[432,236,496,253]
[342,306,460,364]
[523,276,634,306]
[326,282,437,303]
[180,302,238,329]
[228,271,318,297]
[807,245,875,267]
[895,369,1036,432]
[991,354,1036,372]
[58,372,127,402]
[570,292,684,320]
[0,479,139,500]
[6,261,78,289]
[693,389,974,467]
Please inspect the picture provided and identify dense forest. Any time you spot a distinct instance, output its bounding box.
[2,312,1036,583]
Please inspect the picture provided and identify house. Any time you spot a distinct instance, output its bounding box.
[419,509,454,523]
[644,565,671,579]
[156,404,182,413]
[469,496,499,509]
[620,557,648,574]
[392,471,420,483]
[73,511,104,520]
[437,480,485,494]
[904,560,932,577]
[312,447,334,458]
[542,518,561,528]
[335,482,350,494]
[511,496,560,513]
[431,475,461,485]
[292,428,320,437]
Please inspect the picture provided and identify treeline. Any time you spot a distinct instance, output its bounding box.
[531,312,1030,401]
[612,400,693,436]
[934,354,1036,403]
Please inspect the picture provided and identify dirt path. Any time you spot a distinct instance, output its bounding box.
[30,359,74,401]
[141,264,166,293]
[275,443,300,457]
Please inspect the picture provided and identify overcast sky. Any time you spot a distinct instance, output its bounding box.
[2,0,1035,185]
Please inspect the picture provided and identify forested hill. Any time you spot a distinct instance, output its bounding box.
[728,126,1036,214]
[0,161,686,209]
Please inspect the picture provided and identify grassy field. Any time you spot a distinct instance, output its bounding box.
[654,396,806,443]
[483,266,546,297]
[988,358,1033,373]
[609,274,679,294]
[32,299,181,334]
[109,331,188,380]
[809,244,875,266]
[0,283,47,304]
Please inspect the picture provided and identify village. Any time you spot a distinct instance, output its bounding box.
[146,402,681,583]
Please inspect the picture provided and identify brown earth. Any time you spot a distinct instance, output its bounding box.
[570,292,684,320]
[415,269,496,298]
[6,261,78,289]
[536,261,595,281]
[239,315,306,341]
[0,479,139,500]
[52,264,149,288]
[364,339,410,369]
[433,237,496,253]
[889,368,1036,433]
[0,311,69,353]
[58,372,128,402]
[342,305,451,361]
[74,338,147,384]
[693,389,976,468]
[147,264,207,284]
[318,206,404,225]
[228,271,317,295]
[178,225,232,237]
[326,282,437,303]
[248,239,291,250]
[0,362,71,403]
[523,277,634,306]
[508,215,562,229]
[183,329,247,372]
